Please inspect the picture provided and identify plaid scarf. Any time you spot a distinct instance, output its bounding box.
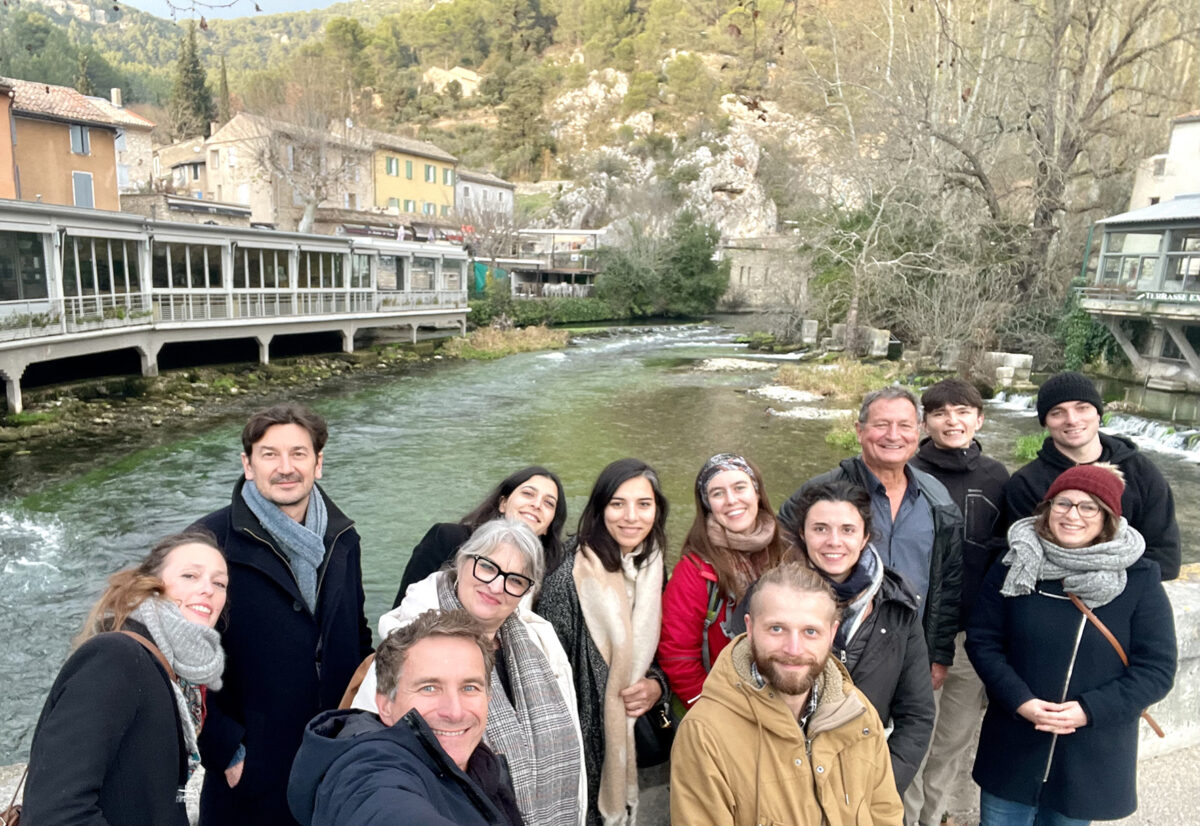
[438,576,583,826]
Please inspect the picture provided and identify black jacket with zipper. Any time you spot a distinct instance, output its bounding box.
[966,556,1176,820]
[192,478,373,826]
[911,437,1010,628]
[836,567,934,793]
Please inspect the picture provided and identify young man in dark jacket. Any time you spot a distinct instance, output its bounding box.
[288,609,523,826]
[1003,371,1181,580]
[779,386,964,676]
[904,378,1010,826]
[192,404,373,826]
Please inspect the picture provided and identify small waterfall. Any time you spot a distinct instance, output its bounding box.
[989,391,1037,412]
[1104,414,1200,459]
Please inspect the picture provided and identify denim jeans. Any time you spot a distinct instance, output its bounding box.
[979,790,1091,826]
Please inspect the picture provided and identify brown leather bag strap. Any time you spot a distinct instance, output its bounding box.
[1,764,28,823]
[1067,593,1165,738]
[339,653,376,710]
[119,630,177,683]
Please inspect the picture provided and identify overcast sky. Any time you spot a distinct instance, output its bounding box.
[116,0,343,21]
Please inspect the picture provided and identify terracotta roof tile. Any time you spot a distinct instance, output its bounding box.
[1,76,146,129]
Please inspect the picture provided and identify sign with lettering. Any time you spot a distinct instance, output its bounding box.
[1136,291,1200,303]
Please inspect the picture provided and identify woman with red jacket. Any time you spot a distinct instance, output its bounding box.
[658,453,789,708]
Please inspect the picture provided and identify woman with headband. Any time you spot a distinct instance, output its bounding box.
[658,453,789,709]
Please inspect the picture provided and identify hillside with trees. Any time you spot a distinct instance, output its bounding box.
[2,0,1199,365]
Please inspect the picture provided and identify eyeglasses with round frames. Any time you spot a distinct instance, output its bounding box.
[469,554,534,597]
[1050,498,1101,518]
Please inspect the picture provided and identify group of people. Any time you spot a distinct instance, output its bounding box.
[19,371,1180,826]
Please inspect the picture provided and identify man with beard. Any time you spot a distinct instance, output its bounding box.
[192,404,373,826]
[670,562,903,826]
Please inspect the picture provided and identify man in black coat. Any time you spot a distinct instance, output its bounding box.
[904,378,1010,826]
[1003,371,1181,580]
[287,609,523,826]
[192,403,372,826]
[779,386,964,677]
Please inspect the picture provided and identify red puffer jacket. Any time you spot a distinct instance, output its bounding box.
[658,553,735,708]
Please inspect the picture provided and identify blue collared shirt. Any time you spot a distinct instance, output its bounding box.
[859,460,935,615]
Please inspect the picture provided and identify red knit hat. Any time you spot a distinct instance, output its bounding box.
[1044,464,1125,518]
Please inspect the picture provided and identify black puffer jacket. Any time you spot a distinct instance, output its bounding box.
[779,457,964,666]
[911,438,1010,628]
[288,708,522,826]
[1003,433,1180,580]
[836,567,934,793]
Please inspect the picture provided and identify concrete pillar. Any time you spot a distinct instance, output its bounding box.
[138,341,162,377]
[257,335,272,365]
[459,318,466,335]
[1101,319,1150,373]
[1163,323,1200,377]
[411,324,418,344]
[341,326,355,354]
[0,362,25,415]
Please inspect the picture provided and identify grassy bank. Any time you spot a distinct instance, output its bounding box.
[775,358,907,401]
[441,325,570,360]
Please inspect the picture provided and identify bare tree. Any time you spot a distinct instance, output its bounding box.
[250,55,368,234]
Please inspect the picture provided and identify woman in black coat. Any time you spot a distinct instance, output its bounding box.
[968,464,1176,825]
[395,466,568,605]
[24,530,228,826]
[783,480,935,793]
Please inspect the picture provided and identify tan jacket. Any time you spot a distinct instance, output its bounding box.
[670,634,903,826]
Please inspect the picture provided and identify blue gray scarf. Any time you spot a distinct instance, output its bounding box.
[241,480,329,611]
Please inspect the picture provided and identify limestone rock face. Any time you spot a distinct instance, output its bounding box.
[543,79,834,238]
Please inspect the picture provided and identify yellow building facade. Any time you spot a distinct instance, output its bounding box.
[367,132,457,220]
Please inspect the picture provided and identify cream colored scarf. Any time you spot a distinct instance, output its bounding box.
[573,543,663,826]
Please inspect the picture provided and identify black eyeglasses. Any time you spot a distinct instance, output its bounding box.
[1050,498,1101,518]
[469,555,535,597]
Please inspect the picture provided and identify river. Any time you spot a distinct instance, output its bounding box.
[1,323,1198,763]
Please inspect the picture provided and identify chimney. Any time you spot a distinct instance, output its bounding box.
[110,88,123,108]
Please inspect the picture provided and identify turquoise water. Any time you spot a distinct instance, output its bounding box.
[2,324,1197,762]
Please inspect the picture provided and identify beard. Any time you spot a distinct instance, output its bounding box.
[750,639,825,697]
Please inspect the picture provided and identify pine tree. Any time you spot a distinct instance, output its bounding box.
[74,50,96,96]
[167,21,215,139]
[216,55,232,125]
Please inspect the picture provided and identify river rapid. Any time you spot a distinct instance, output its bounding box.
[2,323,1198,762]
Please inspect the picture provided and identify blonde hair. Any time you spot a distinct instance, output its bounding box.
[75,529,222,647]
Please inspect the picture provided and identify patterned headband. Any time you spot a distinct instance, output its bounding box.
[697,453,757,509]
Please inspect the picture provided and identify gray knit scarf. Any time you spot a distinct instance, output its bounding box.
[241,480,328,611]
[129,598,225,778]
[436,576,583,826]
[1002,517,1145,608]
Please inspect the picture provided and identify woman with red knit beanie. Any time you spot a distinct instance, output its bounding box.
[967,463,1177,826]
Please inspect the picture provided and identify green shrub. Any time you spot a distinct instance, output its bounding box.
[1014,431,1048,462]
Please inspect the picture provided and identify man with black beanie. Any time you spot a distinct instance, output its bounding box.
[1002,371,1180,580]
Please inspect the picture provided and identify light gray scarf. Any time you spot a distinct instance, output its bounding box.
[241,480,328,611]
[437,576,583,826]
[1002,517,1145,608]
[129,598,225,778]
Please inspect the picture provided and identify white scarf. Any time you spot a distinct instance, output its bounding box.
[573,544,663,826]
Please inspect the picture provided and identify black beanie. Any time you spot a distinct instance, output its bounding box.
[1036,371,1103,425]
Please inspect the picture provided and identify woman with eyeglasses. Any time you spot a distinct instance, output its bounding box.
[351,518,585,826]
[968,464,1176,826]
[537,458,671,826]
[393,466,567,607]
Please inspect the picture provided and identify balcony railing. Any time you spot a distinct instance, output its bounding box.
[0,288,469,342]
[0,294,154,342]
[1078,286,1200,306]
